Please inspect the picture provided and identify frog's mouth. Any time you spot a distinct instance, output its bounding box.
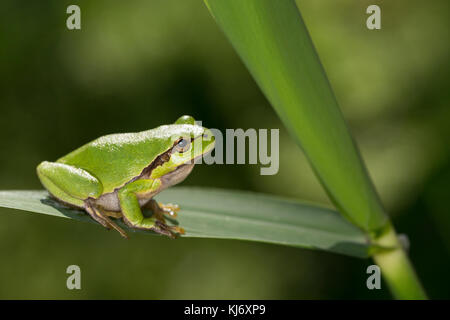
[160,162,195,188]
[173,162,193,172]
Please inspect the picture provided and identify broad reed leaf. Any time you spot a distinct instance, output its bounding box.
[0,188,370,257]
[204,0,387,231]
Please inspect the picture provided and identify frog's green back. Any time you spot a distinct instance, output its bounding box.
[57,124,203,195]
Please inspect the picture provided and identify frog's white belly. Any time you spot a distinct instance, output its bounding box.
[94,191,153,211]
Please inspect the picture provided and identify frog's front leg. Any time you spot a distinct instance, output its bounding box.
[118,179,182,238]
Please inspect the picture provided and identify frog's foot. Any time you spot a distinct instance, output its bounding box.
[151,202,184,235]
[154,221,185,238]
[123,217,184,239]
[159,202,180,218]
[85,202,128,239]
[144,199,179,223]
[100,209,123,219]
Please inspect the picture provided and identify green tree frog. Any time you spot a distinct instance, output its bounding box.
[37,115,215,239]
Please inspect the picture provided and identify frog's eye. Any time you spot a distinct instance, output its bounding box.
[174,138,191,153]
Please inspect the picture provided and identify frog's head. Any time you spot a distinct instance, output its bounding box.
[149,115,215,186]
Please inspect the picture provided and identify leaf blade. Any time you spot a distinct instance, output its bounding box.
[204,0,388,231]
[0,188,370,258]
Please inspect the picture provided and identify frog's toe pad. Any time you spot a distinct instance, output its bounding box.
[159,202,180,212]
[158,203,180,218]
[170,226,185,235]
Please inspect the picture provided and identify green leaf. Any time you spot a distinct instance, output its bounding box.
[204,0,387,231]
[0,187,370,258]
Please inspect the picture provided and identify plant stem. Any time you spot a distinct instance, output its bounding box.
[372,223,427,299]
[204,0,428,299]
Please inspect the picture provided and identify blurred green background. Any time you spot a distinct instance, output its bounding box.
[0,0,448,299]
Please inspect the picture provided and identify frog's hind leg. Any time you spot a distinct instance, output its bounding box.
[37,161,103,205]
[99,209,123,219]
[85,201,128,239]
[36,161,128,237]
